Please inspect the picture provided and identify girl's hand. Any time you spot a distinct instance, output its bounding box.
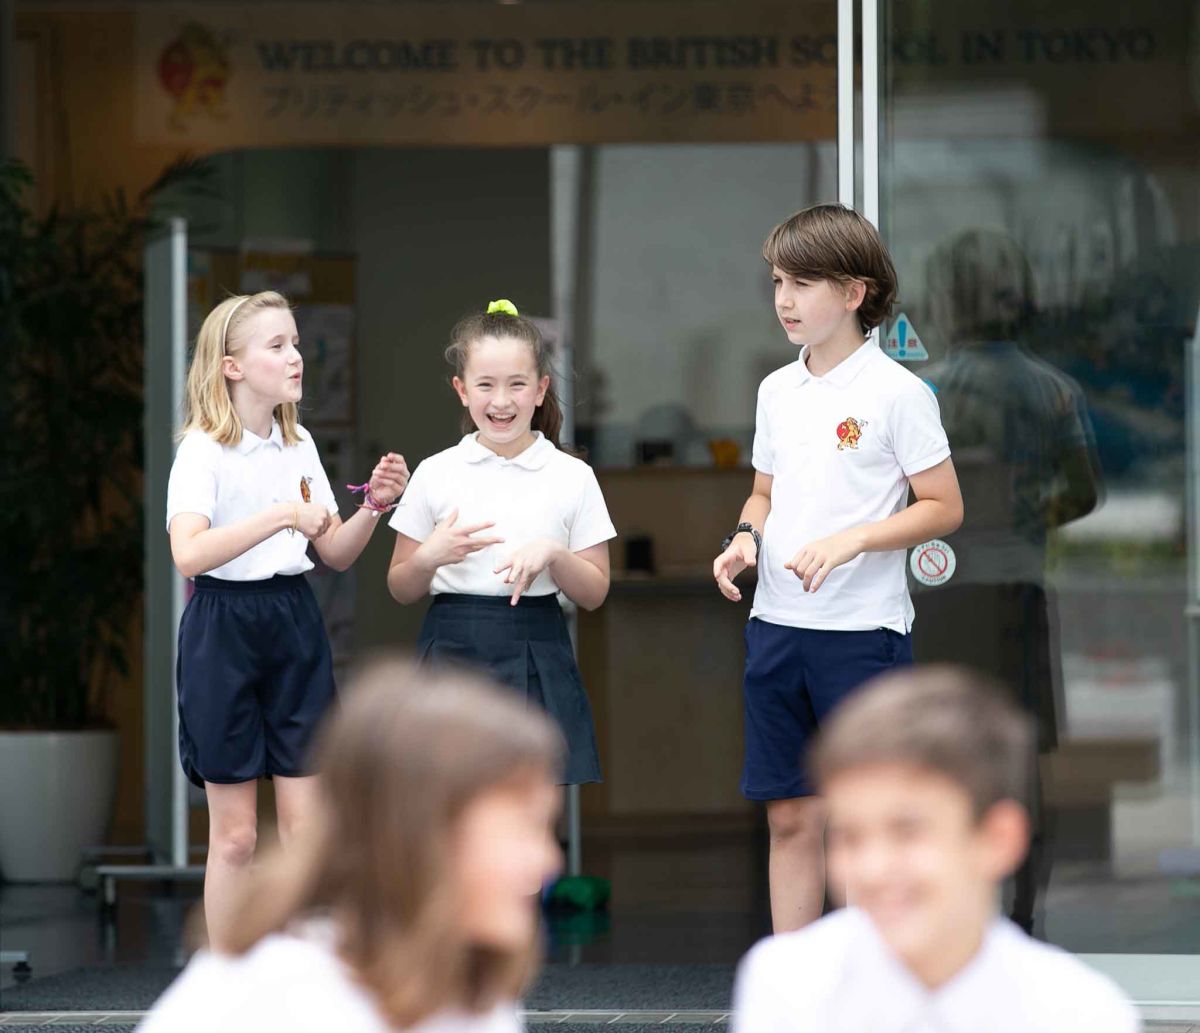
[418,508,504,568]
[785,528,867,593]
[713,534,757,602]
[295,502,333,540]
[368,452,409,506]
[495,539,565,605]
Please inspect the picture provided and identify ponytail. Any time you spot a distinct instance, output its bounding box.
[532,384,563,448]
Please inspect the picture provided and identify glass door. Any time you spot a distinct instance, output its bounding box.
[866,0,1200,1009]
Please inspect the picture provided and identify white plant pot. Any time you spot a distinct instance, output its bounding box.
[0,730,119,882]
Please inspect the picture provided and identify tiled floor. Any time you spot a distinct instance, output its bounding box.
[3,829,1200,1018]
[0,1014,1194,1031]
[0,1013,148,1026]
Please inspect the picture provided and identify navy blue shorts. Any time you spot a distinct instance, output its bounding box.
[741,617,913,801]
[418,593,601,786]
[176,574,336,789]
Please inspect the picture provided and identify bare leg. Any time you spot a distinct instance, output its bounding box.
[766,796,827,933]
[203,781,258,950]
[273,774,321,850]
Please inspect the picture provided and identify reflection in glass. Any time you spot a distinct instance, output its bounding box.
[915,228,1103,935]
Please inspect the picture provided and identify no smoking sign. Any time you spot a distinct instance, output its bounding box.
[910,539,956,587]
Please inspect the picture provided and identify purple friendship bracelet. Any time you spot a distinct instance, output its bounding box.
[347,482,398,513]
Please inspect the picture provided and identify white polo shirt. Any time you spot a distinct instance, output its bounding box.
[751,342,951,633]
[733,908,1140,1033]
[139,927,521,1033]
[390,433,616,598]
[166,421,338,582]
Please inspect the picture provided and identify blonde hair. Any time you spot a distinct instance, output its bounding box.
[180,291,301,446]
[224,658,564,1026]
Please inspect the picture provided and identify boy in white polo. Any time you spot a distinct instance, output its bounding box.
[732,667,1139,1033]
[713,205,963,932]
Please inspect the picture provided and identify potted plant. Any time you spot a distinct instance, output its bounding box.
[0,158,204,881]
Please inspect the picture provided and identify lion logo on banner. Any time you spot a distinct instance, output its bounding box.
[158,23,230,129]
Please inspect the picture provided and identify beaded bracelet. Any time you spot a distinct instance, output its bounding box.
[347,482,399,514]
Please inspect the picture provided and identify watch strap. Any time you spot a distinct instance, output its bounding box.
[721,523,761,556]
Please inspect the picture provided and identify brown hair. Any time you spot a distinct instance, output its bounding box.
[763,204,898,335]
[811,665,1034,819]
[223,658,564,1026]
[180,292,301,446]
[445,308,565,447]
[925,229,1035,343]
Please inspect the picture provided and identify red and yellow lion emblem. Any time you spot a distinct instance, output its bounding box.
[836,417,868,451]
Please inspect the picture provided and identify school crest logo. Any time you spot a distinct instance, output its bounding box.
[158,22,231,129]
[836,417,868,451]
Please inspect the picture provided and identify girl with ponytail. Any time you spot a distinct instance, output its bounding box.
[385,300,615,787]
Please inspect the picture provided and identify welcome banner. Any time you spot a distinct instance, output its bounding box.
[134,3,839,147]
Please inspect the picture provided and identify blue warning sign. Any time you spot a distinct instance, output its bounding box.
[884,312,929,362]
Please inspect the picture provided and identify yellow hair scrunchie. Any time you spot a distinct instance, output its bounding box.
[486,299,519,317]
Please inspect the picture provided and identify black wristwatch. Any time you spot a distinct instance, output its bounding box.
[721,522,761,557]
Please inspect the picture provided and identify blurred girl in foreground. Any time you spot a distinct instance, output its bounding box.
[140,658,563,1033]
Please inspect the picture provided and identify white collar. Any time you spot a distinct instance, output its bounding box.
[796,340,878,387]
[929,918,1026,1028]
[457,431,555,471]
[833,910,1015,1032]
[235,420,284,455]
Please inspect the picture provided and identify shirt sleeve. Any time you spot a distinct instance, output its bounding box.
[1086,980,1142,1033]
[166,432,219,531]
[388,459,436,542]
[484,1002,524,1033]
[732,941,795,1033]
[138,952,232,1033]
[568,465,617,552]
[1059,379,1094,451]
[890,378,952,478]
[299,431,339,517]
[750,380,774,475]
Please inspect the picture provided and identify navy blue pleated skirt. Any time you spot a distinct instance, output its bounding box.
[417,593,601,786]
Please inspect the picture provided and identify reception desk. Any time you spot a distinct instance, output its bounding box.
[577,466,758,828]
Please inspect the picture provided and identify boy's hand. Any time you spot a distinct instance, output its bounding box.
[419,508,504,568]
[495,539,565,605]
[785,529,867,593]
[367,452,409,506]
[713,534,758,602]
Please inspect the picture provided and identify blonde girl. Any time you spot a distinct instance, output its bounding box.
[166,291,408,947]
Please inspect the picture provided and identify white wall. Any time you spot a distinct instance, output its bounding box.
[577,142,838,466]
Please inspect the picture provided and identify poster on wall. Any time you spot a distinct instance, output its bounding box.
[237,239,316,297]
[295,304,355,426]
[307,426,358,677]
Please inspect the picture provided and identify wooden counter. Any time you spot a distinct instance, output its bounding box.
[577,466,759,823]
